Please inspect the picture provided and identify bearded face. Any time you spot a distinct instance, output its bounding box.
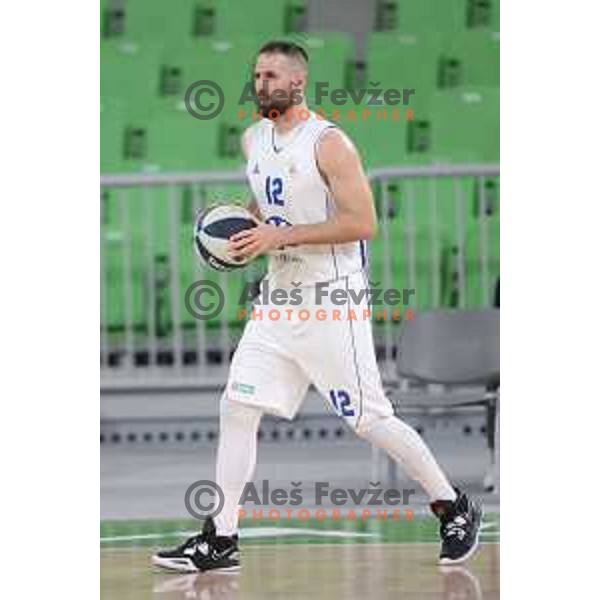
[254,52,305,119]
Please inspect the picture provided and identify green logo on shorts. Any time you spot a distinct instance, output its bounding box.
[232,381,256,395]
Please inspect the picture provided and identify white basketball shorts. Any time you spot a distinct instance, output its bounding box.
[225,270,394,432]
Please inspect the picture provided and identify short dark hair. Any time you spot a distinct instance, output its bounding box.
[258,40,309,65]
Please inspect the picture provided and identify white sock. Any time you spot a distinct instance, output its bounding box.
[361,416,457,502]
[214,398,262,537]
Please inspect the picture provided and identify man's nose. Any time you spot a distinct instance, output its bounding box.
[257,79,270,96]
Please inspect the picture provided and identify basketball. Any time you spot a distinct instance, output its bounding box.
[194,204,258,271]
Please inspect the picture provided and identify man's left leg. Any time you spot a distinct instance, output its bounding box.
[353,411,483,564]
[302,275,482,564]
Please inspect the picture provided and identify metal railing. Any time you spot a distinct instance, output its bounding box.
[100,164,500,390]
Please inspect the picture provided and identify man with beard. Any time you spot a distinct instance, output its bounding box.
[153,40,482,573]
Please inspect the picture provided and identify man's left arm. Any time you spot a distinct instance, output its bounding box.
[229,128,377,259]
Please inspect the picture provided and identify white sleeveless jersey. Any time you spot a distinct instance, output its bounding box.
[244,112,366,288]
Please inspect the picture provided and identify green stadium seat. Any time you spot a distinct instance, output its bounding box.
[100,115,155,174]
[342,102,415,169]
[100,33,357,174]
[101,105,125,174]
[367,30,499,101]
[159,37,264,153]
[430,86,499,163]
[375,0,500,34]
[145,107,220,172]
[130,33,354,172]
[101,0,126,39]
[212,0,306,37]
[100,41,162,113]
[104,0,307,43]
[440,31,500,88]
[365,35,436,166]
[367,32,442,117]
[299,34,355,106]
[162,33,354,115]
[120,0,197,44]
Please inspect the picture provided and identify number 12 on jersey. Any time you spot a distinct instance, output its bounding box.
[265,176,284,206]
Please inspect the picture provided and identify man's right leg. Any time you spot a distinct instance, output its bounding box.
[214,397,263,537]
[152,318,309,572]
[214,318,309,538]
[152,398,265,573]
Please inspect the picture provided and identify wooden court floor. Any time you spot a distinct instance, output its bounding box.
[101,543,499,599]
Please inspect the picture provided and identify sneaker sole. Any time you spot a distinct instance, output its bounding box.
[152,555,199,573]
[152,555,241,574]
[438,503,484,566]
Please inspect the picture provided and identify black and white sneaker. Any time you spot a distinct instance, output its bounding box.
[152,517,240,573]
[430,489,483,565]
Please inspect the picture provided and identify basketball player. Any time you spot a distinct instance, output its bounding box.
[153,41,482,573]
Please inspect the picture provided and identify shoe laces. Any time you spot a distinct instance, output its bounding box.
[443,514,469,541]
[180,533,204,551]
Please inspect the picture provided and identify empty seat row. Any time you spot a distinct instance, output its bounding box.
[102,0,307,41]
[374,0,500,34]
[101,0,499,43]
[101,86,499,174]
[101,33,354,173]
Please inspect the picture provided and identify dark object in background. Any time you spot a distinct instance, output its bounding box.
[193,4,216,36]
[218,124,242,158]
[438,57,463,89]
[123,127,148,160]
[397,309,500,492]
[345,60,367,91]
[154,255,171,338]
[473,178,500,218]
[466,0,495,29]
[284,2,307,33]
[485,276,499,491]
[102,8,126,38]
[374,0,397,31]
[407,120,432,154]
[159,66,183,97]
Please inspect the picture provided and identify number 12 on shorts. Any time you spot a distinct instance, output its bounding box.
[328,389,355,417]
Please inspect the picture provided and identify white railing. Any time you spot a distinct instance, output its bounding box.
[100,164,499,390]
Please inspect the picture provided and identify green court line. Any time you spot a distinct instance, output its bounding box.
[100,514,500,548]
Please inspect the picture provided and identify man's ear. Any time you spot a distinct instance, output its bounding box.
[291,70,308,94]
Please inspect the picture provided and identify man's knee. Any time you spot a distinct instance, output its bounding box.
[220,395,263,429]
[353,413,394,440]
